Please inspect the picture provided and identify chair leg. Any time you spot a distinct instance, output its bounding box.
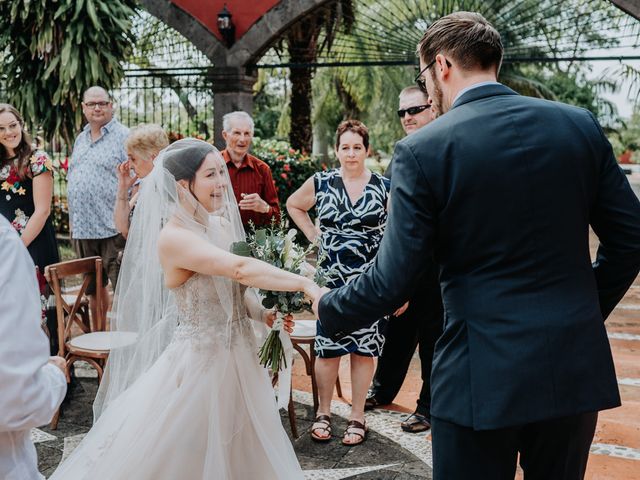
[73,357,105,384]
[309,348,319,413]
[335,375,343,398]
[50,408,61,430]
[50,355,73,430]
[288,388,298,438]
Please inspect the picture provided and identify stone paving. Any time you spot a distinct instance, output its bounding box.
[35,367,432,479]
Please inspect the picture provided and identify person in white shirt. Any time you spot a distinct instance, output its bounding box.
[0,215,67,480]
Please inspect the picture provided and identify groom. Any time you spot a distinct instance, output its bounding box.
[314,11,640,480]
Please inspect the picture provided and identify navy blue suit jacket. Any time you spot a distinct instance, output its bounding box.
[318,84,640,430]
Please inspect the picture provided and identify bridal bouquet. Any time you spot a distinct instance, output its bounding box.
[231,220,329,372]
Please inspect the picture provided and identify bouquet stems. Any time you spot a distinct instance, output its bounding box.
[258,311,288,371]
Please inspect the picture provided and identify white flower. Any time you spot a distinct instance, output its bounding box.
[282,229,298,269]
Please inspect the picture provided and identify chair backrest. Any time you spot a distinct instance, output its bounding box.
[44,256,103,357]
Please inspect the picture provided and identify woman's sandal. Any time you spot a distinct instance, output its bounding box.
[310,414,332,442]
[342,419,367,446]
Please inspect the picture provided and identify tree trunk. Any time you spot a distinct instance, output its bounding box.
[288,65,313,153]
[286,18,319,154]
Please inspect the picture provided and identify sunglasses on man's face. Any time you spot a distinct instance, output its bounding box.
[397,105,430,118]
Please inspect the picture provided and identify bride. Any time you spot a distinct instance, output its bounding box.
[51,139,318,479]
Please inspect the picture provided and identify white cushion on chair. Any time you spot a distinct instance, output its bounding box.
[291,320,316,339]
[69,331,138,352]
[62,294,86,306]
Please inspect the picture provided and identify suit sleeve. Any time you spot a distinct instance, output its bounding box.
[318,142,437,338]
[0,228,67,432]
[588,113,640,319]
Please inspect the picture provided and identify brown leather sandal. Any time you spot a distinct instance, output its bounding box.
[342,419,367,446]
[310,414,332,442]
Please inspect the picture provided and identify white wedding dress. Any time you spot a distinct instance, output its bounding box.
[52,139,304,479]
[50,272,303,479]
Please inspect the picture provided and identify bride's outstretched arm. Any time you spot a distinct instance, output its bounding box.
[159,226,320,299]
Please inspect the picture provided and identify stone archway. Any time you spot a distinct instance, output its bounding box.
[138,0,335,146]
[610,0,640,19]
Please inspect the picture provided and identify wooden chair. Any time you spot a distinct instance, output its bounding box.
[286,319,342,438]
[45,256,137,429]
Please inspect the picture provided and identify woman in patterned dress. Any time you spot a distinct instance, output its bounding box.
[288,119,401,446]
[0,104,59,329]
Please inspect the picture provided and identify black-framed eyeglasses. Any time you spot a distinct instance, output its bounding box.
[414,58,452,94]
[84,101,111,109]
[397,105,430,118]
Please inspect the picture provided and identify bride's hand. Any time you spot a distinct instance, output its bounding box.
[303,279,323,302]
[263,310,294,334]
[311,286,330,318]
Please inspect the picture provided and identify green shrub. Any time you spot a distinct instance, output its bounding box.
[251,138,327,209]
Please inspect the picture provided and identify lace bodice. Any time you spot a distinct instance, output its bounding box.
[170,273,255,350]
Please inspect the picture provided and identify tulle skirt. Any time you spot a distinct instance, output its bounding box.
[50,337,303,480]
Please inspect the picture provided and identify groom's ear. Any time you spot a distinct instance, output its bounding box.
[435,54,451,78]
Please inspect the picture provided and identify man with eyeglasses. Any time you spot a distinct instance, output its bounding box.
[67,86,129,321]
[365,85,443,435]
[315,11,640,480]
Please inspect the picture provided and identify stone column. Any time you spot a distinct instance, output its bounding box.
[211,67,257,149]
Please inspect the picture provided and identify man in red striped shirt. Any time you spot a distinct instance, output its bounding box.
[221,111,281,228]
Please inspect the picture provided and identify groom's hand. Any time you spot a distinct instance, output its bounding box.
[312,287,330,319]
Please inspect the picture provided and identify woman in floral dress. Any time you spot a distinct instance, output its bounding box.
[0,104,59,339]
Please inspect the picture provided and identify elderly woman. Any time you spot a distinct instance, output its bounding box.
[114,124,169,238]
[287,120,394,446]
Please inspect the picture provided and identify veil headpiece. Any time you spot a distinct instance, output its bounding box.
[93,138,247,418]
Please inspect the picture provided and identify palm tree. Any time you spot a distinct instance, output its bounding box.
[0,0,137,146]
[281,0,355,152]
[307,0,638,150]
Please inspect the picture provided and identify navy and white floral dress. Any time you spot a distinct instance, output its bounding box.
[314,168,391,358]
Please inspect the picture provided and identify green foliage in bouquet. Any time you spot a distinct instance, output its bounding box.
[231,219,330,371]
[231,219,329,314]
